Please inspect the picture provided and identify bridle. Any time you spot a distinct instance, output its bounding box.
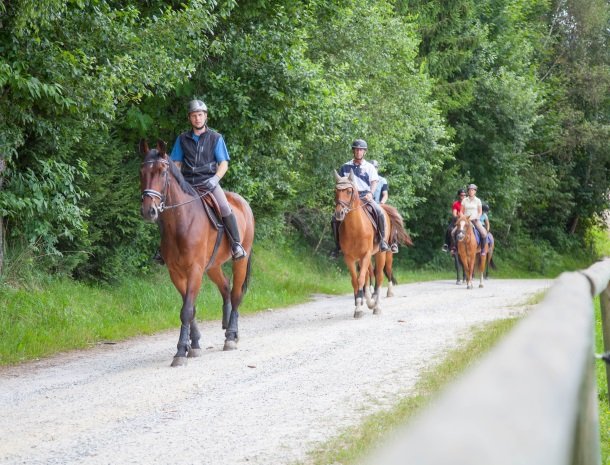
[335,180,362,219]
[141,159,170,212]
[140,158,205,212]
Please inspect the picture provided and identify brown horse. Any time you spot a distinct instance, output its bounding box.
[365,206,413,300]
[334,170,411,317]
[139,139,254,366]
[455,213,486,289]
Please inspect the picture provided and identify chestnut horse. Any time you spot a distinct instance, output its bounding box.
[334,170,411,317]
[139,140,254,366]
[455,213,486,289]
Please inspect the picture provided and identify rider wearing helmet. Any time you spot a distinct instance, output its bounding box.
[331,139,391,257]
[370,160,388,205]
[480,203,490,232]
[442,188,467,252]
[461,183,488,256]
[168,99,247,260]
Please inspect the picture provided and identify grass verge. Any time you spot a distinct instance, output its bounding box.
[301,317,523,465]
[595,298,610,464]
[0,239,355,366]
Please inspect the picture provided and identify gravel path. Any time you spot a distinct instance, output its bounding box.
[0,278,551,465]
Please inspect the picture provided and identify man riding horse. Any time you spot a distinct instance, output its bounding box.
[331,139,390,258]
[153,99,247,263]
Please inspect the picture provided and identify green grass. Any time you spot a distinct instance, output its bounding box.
[0,240,354,365]
[0,235,608,464]
[595,298,610,464]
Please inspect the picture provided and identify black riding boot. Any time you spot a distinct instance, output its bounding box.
[377,215,390,252]
[330,218,342,258]
[223,213,247,260]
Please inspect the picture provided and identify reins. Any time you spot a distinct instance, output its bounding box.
[140,159,207,212]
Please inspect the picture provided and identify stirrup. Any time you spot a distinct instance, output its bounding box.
[379,240,390,252]
[231,243,247,260]
[390,243,399,254]
[152,250,165,265]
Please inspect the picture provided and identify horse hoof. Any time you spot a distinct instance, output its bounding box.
[479,284,484,288]
[456,280,461,285]
[188,348,202,358]
[223,340,238,351]
[171,356,188,367]
[354,310,364,319]
[387,290,394,298]
[373,307,381,315]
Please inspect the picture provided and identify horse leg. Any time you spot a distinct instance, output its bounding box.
[478,252,486,288]
[166,270,201,366]
[207,266,232,330]
[346,259,364,318]
[454,253,462,285]
[188,318,202,358]
[372,253,386,315]
[384,252,395,297]
[364,263,375,308]
[224,254,251,350]
[172,287,199,367]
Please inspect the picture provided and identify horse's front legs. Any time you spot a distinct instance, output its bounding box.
[171,284,200,367]
[346,260,365,318]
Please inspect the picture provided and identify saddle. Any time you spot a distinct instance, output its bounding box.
[472,227,493,246]
[362,201,380,234]
[194,186,223,231]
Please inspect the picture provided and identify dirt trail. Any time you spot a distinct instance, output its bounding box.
[0,279,551,465]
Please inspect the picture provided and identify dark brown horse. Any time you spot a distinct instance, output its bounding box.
[139,140,254,366]
[334,170,411,317]
[455,213,486,289]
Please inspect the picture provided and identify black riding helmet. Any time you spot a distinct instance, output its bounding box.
[457,188,466,196]
[482,204,490,213]
[351,139,368,150]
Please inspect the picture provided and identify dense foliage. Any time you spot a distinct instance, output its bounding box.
[0,0,608,282]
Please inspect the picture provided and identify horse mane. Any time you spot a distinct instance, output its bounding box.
[144,148,198,197]
[167,158,198,197]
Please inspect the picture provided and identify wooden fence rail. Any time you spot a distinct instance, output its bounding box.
[363,258,610,465]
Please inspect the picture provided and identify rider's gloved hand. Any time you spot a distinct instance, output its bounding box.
[203,175,220,191]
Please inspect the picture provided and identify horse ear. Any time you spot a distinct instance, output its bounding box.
[348,169,356,182]
[139,139,149,157]
[334,170,342,182]
[156,139,167,157]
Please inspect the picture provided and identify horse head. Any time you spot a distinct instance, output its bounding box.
[455,214,471,242]
[334,170,358,221]
[139,139,170,223]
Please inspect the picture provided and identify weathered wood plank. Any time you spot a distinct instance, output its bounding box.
[363,271,601,465]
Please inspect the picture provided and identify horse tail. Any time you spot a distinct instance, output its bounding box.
[489,256,497,270]
[241,251,253,295]
[382,204,413,246]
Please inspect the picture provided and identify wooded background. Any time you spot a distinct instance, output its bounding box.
[0,0,608,282]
